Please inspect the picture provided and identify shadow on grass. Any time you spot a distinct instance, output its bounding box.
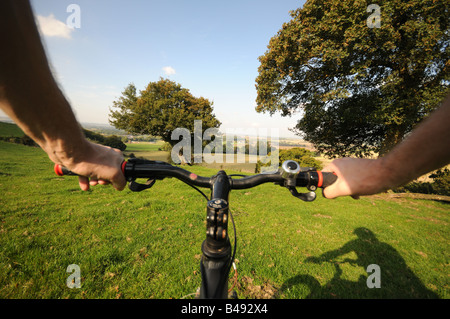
[279,227,439,299]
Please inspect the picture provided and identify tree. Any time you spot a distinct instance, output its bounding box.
[255,147,322,173]
[103,135,127,151]
[256,0,449,158]
[109,78,221,154]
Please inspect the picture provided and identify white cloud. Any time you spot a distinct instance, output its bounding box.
[36,14,73,39]
[162,66,176,76]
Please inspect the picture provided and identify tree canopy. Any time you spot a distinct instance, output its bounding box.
[256,147,323,173]
[109,78,221,148]
[256,0,449,157]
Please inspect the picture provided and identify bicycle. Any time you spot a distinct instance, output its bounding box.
[54,158,337,299]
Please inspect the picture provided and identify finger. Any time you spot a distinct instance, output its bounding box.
[78,176,90,191]
[322,185,338,199]
[89,179,99,186]
[98,179,110,185]
[321,162,344,199]
[322,167,339,199]
[112,179,126,191]
[111,173,126,191]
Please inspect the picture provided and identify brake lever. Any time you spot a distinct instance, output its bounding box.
[128,179,156,192]
[287,186,317,202]
[280,160,318,202]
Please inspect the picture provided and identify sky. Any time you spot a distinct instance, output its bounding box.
[5,0,308,138]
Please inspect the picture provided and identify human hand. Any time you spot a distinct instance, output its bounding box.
[55,141,126,191]
[322,157,390,199]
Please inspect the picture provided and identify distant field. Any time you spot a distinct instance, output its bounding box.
[124,142,263,172]
[124,142,310,173]
[0,122,25,137]
[125,142,164,152]
[124,142,169,162]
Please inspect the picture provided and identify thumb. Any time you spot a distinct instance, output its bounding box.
[322,181,339,199]
[321,164,340,199]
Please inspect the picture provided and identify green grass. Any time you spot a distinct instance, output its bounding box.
[0,140,448,299]
[124,142,169,162]
[0,121,25,137]
[125,142,164,153]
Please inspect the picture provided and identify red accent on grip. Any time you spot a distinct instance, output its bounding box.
[54,164,63,176]
[317,171,323,188]
[121,161,127,175]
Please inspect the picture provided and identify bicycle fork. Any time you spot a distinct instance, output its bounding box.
[199,171,233,299]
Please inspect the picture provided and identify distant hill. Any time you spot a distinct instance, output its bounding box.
[80,122,128,135]
[0,121,25,137]
[0,120,314,149]
[0,120,127,137]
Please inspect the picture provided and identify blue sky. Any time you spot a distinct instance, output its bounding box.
[18,0,307,137]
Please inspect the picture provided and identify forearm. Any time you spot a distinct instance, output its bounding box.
[0,1,125,191]
[0,0,87,165]
[323,93,450,199]
[380,93,450,189]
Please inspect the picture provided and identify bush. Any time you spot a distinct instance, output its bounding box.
[255,147,323,173]
[429,168,450,196]
[393,168,450,196]
[0,135,37,147]
[103,135,127,151]
[83,129,126,151]
[158,142,172,152]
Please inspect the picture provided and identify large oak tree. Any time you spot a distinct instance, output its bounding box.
[109,78,221,153]
[256,0,449,157]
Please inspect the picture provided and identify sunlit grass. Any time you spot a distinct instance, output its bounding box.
[0,141,448,299]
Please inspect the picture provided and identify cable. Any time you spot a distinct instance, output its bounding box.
[181,180,209,201]
[228,207,237,271]
[228,262,238,293]
[226,207,238,293]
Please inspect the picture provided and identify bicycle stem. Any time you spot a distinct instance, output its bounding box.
[200,170,233,299]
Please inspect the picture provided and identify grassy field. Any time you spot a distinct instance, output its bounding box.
[0,121,25,138]
[0,137,449,299]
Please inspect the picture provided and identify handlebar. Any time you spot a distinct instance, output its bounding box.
[54,157,337,298]
[54,158,336,201]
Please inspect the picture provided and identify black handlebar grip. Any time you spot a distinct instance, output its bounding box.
[54,161,127,177]
[320,172,337,188]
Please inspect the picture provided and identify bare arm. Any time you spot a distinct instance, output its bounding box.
[0,0,125,191]
[323,93,450,199]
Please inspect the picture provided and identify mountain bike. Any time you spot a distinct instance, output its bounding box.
[55,158,337,299]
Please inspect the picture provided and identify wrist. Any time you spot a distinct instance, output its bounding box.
[44,133,91,168]
[376,155,412,191]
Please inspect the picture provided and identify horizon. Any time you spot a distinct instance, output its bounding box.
[0,117,306,140]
